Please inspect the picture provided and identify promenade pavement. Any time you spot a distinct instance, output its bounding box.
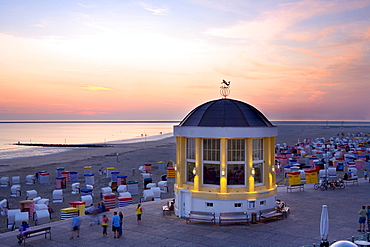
[1,179,369,247]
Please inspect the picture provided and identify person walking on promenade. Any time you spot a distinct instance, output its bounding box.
[70,215,81,239]
[366,205,370,232]
[16,221,30,244]
[100,201,106,212]
[118,211,123,238]
[136,204,143,224]
[111,211,120,239]
[101,214,109,237]
[90,204,100,226]
[358,205,367,232]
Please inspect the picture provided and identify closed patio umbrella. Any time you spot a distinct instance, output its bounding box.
[320,205,329,247]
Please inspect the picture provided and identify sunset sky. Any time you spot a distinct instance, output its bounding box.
[1,0,369,121]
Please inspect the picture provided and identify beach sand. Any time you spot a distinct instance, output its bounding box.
[0,124,368,233]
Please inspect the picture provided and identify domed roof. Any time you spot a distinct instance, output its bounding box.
[178,98,274,127]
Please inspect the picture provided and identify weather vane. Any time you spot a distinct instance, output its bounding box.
[220,79,230,98]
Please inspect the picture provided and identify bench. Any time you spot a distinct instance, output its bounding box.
[21,226,51,246]
[186,211,215,225]
[162,200,174,216]
[259,208,283,222]
[287,184,304,192]
[219,212,249,226]
[345,178,358,186]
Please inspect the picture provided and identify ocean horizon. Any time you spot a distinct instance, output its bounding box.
[0,120,369,160]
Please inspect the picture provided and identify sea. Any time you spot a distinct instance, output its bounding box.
[0,120,369,160]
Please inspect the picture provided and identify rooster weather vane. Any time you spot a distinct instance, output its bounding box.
[220,79,231,98]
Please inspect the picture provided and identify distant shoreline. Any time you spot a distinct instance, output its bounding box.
[14,142,112,148]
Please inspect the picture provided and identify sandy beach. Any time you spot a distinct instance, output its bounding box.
[0,124,369,233]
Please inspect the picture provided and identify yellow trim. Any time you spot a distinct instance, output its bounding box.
[180,187,277,200]
[220,138,227,193]
[194,138,202,191]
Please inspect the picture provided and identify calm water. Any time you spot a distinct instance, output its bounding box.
[0,121,178,160]
[0,120,369,160]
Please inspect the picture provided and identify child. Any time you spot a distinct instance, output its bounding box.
[136,204,143,224]
[364,169,368,180]
[101,215,108,237]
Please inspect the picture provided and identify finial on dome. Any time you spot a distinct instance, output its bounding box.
[220,79,230,98]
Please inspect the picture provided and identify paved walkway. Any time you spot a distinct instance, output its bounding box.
[1,179,369,247]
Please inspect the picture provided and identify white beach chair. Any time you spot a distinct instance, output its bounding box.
[37,198,50,206]
[34,210,50,225]
[10,185,21,197]
[26,175,36,185]
[142,173,151,178]
[0,199,9,216]
[138,166,145,173]
[86,184,94,190]
[11,176,20,185]
[119,191,131,198]
[26,190,38,200]
[52,190,63,203]
[327,168,337,179]
[0,177,9,187]
[14,211,29,229]
[71,183,80,194]
[32,196,42,204]
[117,185,127,194]
[151,187,161,200]
[101,187,112,196]
[7,209,20,230]
[146,183,157,189]
[158,181,168,193]
[142,189,154,202]
[81,195,93,209]
[34,203,48,211]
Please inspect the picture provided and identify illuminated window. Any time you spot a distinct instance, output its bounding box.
[186,138,195,183]
[187,162,195,183]
[203,139,220,185]
[227,164,245,185]
[227,139,245,185]
[252,139,264,184]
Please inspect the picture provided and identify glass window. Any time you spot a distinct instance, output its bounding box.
[186,138,195,159]
[227,139,246,185]
[203,163,220,185]
[187,162,195,183]
[253,162,263,184]
[252,139,263,161]
[203,139,220,161]
[227,163,245,185]
[252,139,264,184]
[186,138,196,183]
[227,139,245,161]
[203,139,220,185]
